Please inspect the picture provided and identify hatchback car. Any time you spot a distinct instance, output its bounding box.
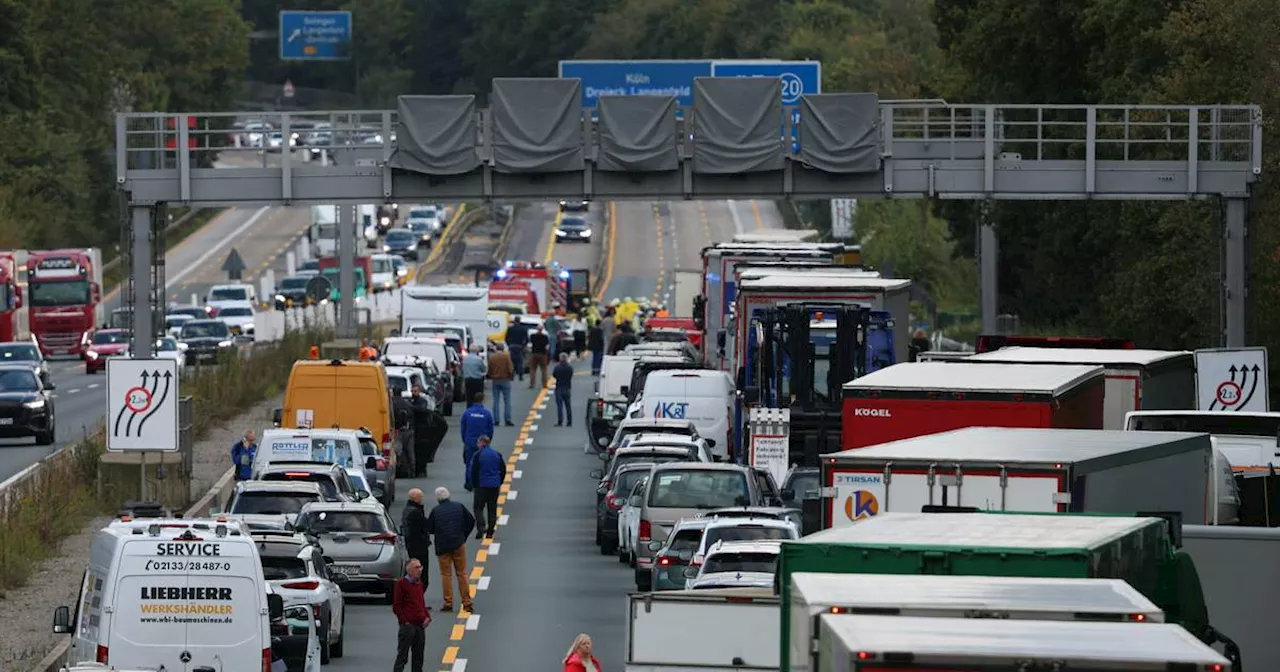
[605,418,701,456]
[685,539,782,590]
[84,329,130,373]
[596,462,655,555]
[555,215,592,243]
[0,365,56,445]
[227,481,332,524]
[258,462,375,504]
[688,516,799,571]
[295,501,407,603]
[252,530,348,663]
[650,517,711,591]
[382,228,421,260]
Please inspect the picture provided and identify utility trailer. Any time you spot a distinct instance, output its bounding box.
[787,572,1164,672]
[820,426,1220,528]
[815,614,1230,671]
[624,588,778,672]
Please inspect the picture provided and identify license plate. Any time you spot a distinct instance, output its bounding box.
[0,418,13,425]
[332,565,359,576]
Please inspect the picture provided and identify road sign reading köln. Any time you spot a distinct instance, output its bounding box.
[279,10,353,61]
[107,358,180,452]
[558,59,821,109]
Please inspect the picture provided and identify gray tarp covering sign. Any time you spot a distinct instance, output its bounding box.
[692,77,784,174]
[596,95,679,172]
[386,95,480,175]
[798,93,881,173]
[491,78,585,173]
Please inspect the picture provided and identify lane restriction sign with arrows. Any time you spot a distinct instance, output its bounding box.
[107,358,180,452]
[1195,347,1270,413]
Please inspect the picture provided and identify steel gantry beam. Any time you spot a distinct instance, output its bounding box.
[115,77,1262,346]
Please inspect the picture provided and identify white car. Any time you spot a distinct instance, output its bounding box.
[164,313,193,337]
[405,205,445,233]
[617,476,649,566]
[153,337,186,370]
[207,283,258,316]
[253,530,348,663]
[685,539,782,590]
[369,253,397,293]
[688,516,798,572]
[622,433,716,463]
[216,300,257,336]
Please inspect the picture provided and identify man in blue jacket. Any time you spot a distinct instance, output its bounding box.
[230,429,257,481]
[459,392,494,490]
[468,436,506,538]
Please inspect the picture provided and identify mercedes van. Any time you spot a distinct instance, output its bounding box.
[638,369,735,461]
[52,516,280,671]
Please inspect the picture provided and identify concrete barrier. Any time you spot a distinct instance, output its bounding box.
[254,288,404,341]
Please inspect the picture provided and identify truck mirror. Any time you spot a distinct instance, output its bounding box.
[705,439,716,448]
[267,594,284,621]
[743,387,761,404]
[52,605,71,634]
[272,408,283,426]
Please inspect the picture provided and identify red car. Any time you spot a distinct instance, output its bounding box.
[84,329,131,374]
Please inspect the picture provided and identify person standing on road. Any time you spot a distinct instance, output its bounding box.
[528,324,551,388]
[231,429,257,481]
[358,338,378,361]
[409,385,437,477]
[487,342,515,427]
[392,559,432,672]
[570,314,587,358]
[424,487,475,612]
[459,393,495,490]
[462,344,488,401]
[587,320,605,376]
[401,488,432,585]
[607,322,638,355]
[468,436,506,539]
[505,319,529,381]
[563,633,602,672]
[552,353,575,427]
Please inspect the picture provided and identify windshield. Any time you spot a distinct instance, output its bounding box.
[372,257,393,273]
[614,467,653,496]
[229,491,319,515]
[1128,413,1280,437]
[0,369,38,391]
[702,551,778,574]
[666,528,704,554]
[219,307,253,317]
[618,426,692,445]
[388,374,414,396]
[209,287,248,301]
[93,331,128,345]
[280,277,310,290]
[384,342,437,360]
[648,470,751,509]
[705,526,794,547]
[297,510,387,534]
[260,556,308,581]
[784,472,820,501]
[301,438,355,466]
[559,217,588,230]
[261,473,340,499]
[386,231,415,243]
[29,280,90,307]
[300,260,320,272]
[409,208,438,219]
[0,344,39,362]
[408,221,431,233]
[359,437,379,457]
[612,454,685,478]
[168,307,207,319]
[181,322,230,339]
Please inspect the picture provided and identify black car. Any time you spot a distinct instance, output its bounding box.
[382,228,420,260]
[274,275,313,310]
[596,462,654,555]
[555,215,592,243]
[0,365,56,445]
[406,219,433,244]
[178,319,235,364]
[559,200,589,212]
[0,341,50,386]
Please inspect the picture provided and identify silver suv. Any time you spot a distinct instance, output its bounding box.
[634,462,766,591]
[295,501,407,604]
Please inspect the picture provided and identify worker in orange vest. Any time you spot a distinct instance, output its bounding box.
[357,339,378,361]
[309,345,320,359]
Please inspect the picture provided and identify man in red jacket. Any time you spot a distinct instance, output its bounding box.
[392,559,432,672]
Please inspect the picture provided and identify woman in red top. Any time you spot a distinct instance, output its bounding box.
[563,633,602,672]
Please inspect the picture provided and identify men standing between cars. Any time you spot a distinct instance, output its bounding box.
[552,353,575,427]
[392,558,431,672]
[462,344,488,401]
[608,322,639,355]
[231,429,257,481]
[528,324,551,388]
[409,385,436,477]
[504,318,529,381]
[587,319,605,376]
[487,342,515,427]
[460,393,495,490]
[401,489,431,587]
[468,436,506,538]
[424,486,475,612]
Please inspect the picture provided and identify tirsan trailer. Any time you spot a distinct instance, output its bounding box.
[819,427,1218,529]
[786,572,1164,672]
[815,614,1229,671]
[840,362,1105,449]
[967,347,1195,429]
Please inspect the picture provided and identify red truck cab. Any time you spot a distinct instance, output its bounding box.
[0,252,30,343]
[27,249,103,357]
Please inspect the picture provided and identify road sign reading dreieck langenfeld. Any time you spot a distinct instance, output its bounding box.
[1194,347,1270,412]
[279,10,352,61]
[558,60,714,108]
[107,358,180,452]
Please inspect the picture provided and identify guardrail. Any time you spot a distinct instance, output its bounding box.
[489,204,519,265]
[592,203,615,302]
[416,206,490,280]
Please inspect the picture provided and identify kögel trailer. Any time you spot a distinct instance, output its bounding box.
[967,346,1196,429]
[820,427,1226,528]
[787,573,1164,672]
[815,614,1230,671]
[840,362,1105,449]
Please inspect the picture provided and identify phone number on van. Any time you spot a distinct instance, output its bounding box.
[144,560,232,572]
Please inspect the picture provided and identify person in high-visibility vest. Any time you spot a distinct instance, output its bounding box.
[309,344,320,359]
[357,339,378,361]
[655,306,670,318]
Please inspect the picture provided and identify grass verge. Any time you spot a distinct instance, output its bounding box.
[0,324,331,595]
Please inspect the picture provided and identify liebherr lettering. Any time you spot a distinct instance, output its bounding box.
[140,586,233,600]
[156,542,222,556]
[853,408,891,417]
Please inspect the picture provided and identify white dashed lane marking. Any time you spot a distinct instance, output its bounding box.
[518,453,528,461]
[497,514,510,526]
[477,576,491,590]
[488,543,500,555]
[507,491,518,500]
[512,470,522,479]
[466,615,480,630]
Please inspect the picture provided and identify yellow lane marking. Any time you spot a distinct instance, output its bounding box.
[469,566,484,581]
[450,624,465,641]
[750,199,765,231]
[476,549,488,563]
[497,495,507,505]
[651,204,667,304]
[543,209,563,264]
[594,202,618,302]
[443,647,459,664]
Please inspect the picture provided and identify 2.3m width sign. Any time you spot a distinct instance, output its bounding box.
[107,358,181,452]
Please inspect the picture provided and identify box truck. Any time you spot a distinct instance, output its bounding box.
[967,347,1196,429]
[624,588,778,672]
[776,512,1239,663]
[840,362,1106,449]
[400,284,491,344]
[788,573,1164,672]
[814,614,1229,672]
[672,270,702,320]
[820,426,1227,528]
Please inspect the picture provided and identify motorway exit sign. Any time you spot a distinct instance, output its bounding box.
[558,59,821,109]
[279,10,352,61]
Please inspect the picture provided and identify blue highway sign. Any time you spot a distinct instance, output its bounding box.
[279,10,352,61]
[559,60,714,108]
[710,61,822,104]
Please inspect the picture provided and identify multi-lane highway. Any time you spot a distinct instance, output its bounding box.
[324,198,784,672]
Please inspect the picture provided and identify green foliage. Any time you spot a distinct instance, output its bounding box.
[857,201,977,313]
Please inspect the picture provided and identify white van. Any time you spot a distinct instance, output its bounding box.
[638,369,735,461]
[253,427,374,483]
[369,254,398,293]
[53,516,279,671]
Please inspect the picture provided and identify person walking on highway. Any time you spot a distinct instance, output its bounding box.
[392,558,432,672]
[424,486,475,612]
[487,342,515,426]
[231,429,257,481]
[468,436,506,538]
[401,489,432,587]
[563,633,602,672]
[587,320,605,376]
[462,343,488,401]
[528,324,551,388]
[552,353,575,427]
[460,393,495,490]
[570,314,588,359]
[504,319,529,381]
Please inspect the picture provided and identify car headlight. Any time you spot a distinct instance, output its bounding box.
[555,229,567,237]
[380,216,391,226]
[383,245,392,252]
[274,294,285,302]
[582,229,593,237]
[24,399,44,409]
[218,340,233,347]
[86,351,99,360]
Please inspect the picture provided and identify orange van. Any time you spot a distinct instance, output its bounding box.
[276,359,398,459]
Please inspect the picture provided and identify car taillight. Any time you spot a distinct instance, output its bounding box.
[282,580,320,590]
[375,458,388,470]
[657,556,671,566]
[382,432,392,455]
[262,647,272,672]
[639,520,651,541]
[97,645,108,663]
[608,496,626,510]
[365,532,398,544]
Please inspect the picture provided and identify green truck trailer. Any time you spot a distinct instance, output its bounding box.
[777,511,1240,671]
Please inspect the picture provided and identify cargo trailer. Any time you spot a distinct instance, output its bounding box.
[815,614,1229,672]
[624,588,778,672]
[967,346,1195,429]
[840,362,1105,449]
[821,427,1220,528]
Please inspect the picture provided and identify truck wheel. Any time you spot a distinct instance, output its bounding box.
[85,367,97,375]
[594,525,602,547]
[601,536,617,555]
[634,569,651,592]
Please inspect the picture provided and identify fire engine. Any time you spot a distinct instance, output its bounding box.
[493,261,570,314]
[27,249,104,356]
[0,251,30,342]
